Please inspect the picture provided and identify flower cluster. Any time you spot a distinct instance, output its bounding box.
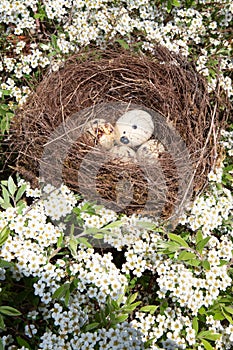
[179,186,233,235]
[79,202,118,229]
[68,248,128,303]
[0,167,232,349]
[68,323,144,350]
[41,183,77,221]
[0,0,232,109]
[221,129,233,156]
[132,308,195,349]
[0,182,137,349]
[156,245,232,316]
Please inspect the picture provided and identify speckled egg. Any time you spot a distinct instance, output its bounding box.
[115,109,154,148]
[109,145,137,162]
[137,139,165,163]
[85,118,115,149]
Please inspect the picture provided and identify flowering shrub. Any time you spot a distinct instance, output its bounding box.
[0,154,232,350]
[0,0,233,349]
[0,148,232,349]
[0,0,232,110]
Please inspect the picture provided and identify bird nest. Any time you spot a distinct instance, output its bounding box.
[8,45,227,223]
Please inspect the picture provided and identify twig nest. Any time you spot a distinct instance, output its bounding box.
[137,139,165,163]
[7,46,229,221]
[115,109,154,147]
[109,145,137,162]
[85,118,115,149]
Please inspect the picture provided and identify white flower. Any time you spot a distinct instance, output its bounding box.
[25,324,37,338]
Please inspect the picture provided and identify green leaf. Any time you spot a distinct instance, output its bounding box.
[156,240,181,253]
[15,184,27,202]
[127,292,138,305]
[223,164,233,172]
[219,259,228,266]
[16,336,31,349]
[213,312,225,321]
[94,311,101,323]
[111,314,129,324]
[0,314,5,330]
[222,307,233,324]
[218,296,233,303]
[16,200,26,213]
[0,259,13,268]
[185,259,201,267]
[1,186,10,206]
[77,237,92,248]
[82,227,100,235]
[0,338,4,350]
[57,233,63,248]
[68,236,78,257]
[34,13,41,19]
[178,251,196,260]
[0,226,10,247]
[52,283,70,300]
[196,237,211,253]
[93,233,104,239]
[139,305,158,314]
[136,221,157,230]
[172,0,180,6]
[34,12,46,20]
[0,306,21,316]
[103,220,123,229]
[196,230,203,244]
[192,316,199,334]
[70,278,79,290]
[144,337,157,348]
[202,260,211,271]
[199,306,206,315]
[166,0,172,12]
[0,113,11,135]
[198,330,221,341]
[224,306,233,315]
[115,39,130,50]
[70,223,75,235]
[7,176,17,196]
[121,304,141,313]
[160,300,168,314]
[84,322,100,331]
[0,203,11,210]
[51,34,59,50]
[201,339,213,350]
[168,233,189,248]
[108,299,119,312]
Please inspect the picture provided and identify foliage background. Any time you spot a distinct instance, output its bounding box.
[0,0,232,349]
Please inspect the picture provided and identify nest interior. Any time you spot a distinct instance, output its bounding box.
[7,45,227,221]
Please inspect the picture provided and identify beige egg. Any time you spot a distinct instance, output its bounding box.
[115,109,154,148]
[85,118,115,149]
[137,139,165,163]
[109,145,137,162]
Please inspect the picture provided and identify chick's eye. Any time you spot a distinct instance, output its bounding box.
[132,125,137,129]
